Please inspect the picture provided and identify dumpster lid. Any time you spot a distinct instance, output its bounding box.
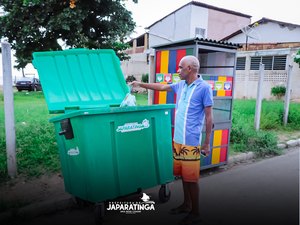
[32,48,129,113]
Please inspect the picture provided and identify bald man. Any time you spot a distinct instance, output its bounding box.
[131,55,213,224]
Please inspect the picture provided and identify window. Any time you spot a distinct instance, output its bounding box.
[250,55,287,70]
[195,27,206,38]
[250,56,261,70]
[236,57,246,70]
[273,55,286,70]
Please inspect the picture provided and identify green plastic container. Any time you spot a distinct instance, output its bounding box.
[33,49,175,203]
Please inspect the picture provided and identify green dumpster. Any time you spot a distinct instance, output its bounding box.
[32,49,175,205]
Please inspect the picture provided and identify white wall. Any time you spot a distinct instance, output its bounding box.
[121,53,149,81]
[190,6,209,38]
[148,5,192,48]
[228,22,300,44]
[234,48,300,100]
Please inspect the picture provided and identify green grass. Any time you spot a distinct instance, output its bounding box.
[233,99,300,130]
[0,92,60,180]
[230,99,300,156]
[0,92,299,179]
[132,92,148,105]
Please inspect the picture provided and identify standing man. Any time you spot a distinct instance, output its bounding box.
[131,55,213,225]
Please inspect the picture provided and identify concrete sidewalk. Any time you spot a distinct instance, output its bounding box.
[0,139,299,224]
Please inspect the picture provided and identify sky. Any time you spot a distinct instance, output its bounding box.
[125,0,300,38]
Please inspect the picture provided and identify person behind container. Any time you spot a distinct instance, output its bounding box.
[131,55,213,224]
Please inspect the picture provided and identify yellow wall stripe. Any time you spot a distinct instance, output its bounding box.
[212,148,221,164]
[213,130,222,147]
[160,51,169,73]
[219,76,227,81]
[158,81,167,104]
[217,90,225,96]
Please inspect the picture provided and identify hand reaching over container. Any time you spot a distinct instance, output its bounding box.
[130,81,172,92]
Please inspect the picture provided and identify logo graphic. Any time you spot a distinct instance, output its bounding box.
[215,81,223,90]
[207,81,215,90]
[67,146,80,156]
[156,73,164,82]
[141,193,155,204]
[224,82,232,90]
[164,74,172,83]
[116,119,150,133]
[106,193,155,214]
[172,73,180,83]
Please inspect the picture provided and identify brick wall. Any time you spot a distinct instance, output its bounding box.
[239,42,300,51]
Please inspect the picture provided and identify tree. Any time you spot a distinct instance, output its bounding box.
[0,0,137,69]
[294,49,300,66]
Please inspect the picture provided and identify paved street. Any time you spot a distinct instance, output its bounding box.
[8,147,299,225]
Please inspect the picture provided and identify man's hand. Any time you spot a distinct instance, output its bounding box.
[129,81,141,87]
[201,143,210,156]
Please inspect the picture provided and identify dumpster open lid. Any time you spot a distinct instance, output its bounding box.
[32,48,129,113]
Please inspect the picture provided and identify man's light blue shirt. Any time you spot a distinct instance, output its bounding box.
[169,78,213,146]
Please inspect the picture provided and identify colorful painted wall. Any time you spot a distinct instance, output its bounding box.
[154,48,233,169]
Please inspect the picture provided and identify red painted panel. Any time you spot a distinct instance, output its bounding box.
[227,77,233,82]
[220,147,227,162]
[221,129,229,145]
[175,49,186,72]
[156,51,161,73]
[225,90,232,96]
[154,90,159,104]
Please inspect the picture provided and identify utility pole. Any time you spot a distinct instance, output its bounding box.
[254,63,264,131]
[283,65,293,126]
[1,42,17,178]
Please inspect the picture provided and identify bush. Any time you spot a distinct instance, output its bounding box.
[141,73,149,83]
[294,49,300,65]
[125,75,136,83]
[231,122,281,156]
[248,131,280,156]
[271,86,286,99]
[279,107,300,129]
[231,111,281,156]
[260,111,281,129]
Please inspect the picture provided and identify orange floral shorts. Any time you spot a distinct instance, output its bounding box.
[173,142,201,183]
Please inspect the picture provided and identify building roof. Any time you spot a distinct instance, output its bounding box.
[152,37,241,50]
[146,1,251,29]
[127,33,146,46]
[221,17,300,41]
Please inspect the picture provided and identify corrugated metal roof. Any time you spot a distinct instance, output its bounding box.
[152,37,241,50]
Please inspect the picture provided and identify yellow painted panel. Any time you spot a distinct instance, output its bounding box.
[160,51,169,73]
[213,130,222,147]
[217,90,225,96]
[212,148,221,164]
[158,82,167,104]
[218,76,227,81]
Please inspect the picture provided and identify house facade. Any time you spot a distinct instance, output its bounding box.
[121,1,251,81]
[222,18,300,100]
[147,1,251,48]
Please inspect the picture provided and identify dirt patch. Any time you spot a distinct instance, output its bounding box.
[0,173,65,212]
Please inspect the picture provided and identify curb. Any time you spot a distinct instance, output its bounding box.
[0,141,299,223]
[227,152,256,165]
[277,138,300,149]
[0,195,74,223]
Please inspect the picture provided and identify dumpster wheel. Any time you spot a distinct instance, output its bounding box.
[159,184,171,203]
[94,202,105,225]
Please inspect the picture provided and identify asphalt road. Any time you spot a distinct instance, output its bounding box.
[9,147,299,225]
